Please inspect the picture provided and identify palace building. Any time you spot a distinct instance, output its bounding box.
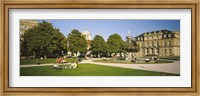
[133,29,180,57]
[81,31,92,50]
[20,20,38,36]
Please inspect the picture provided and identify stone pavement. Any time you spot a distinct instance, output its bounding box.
[21,63,55,68]
[81,59,180,74]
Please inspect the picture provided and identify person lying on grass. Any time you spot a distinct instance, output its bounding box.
[53,64,62,70]
[53,61,78,70]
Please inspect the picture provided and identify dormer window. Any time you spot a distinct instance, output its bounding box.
[168,34,171,38]
[163,34,167,38]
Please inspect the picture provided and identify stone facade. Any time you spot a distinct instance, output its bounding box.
[133,30,180,57]
[20,20,38,36]
[81,31,92,50]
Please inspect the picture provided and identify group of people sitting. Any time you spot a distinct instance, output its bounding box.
[53,61,78,70]
[56,57,66,64]
[53,57,78,70]
[131,56,158,63]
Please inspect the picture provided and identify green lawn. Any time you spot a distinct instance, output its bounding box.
[20,58,77,65]
[93,59,173,64]
[20,64,178,76]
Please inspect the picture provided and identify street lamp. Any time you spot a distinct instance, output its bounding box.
[67,41,69,49]
[67,41,70,57]
[62,50,64,56]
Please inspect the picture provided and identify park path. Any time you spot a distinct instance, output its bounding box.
[81,59,180,74]
[20,59,180,74]
[21,63,55,67]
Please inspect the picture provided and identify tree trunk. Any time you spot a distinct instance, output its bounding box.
[98,52,100,58]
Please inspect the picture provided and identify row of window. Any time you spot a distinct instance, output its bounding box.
[20,25,30,29]
[137,34,172,41]
[163,49,172,54]
[163,34,172,38]
[146,48,172,54]
[146,48,159,54]
[145,41,172,47]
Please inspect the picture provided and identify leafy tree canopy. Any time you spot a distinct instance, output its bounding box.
[90,35,107,54]
[107,34,125,53]
[67,29,87,54]
[22,21,67,58]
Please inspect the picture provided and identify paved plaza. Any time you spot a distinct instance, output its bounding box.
[82,60,180,74]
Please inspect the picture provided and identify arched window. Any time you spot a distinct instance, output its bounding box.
[147,42,149,47]
[163,34,167,38]
[164,49,167,53]
[157,41,159,47]
[169,41,172,46]
[169,49,172,53]
[157,48,159,54]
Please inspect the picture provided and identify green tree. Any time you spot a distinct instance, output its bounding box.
[107,34,125,57]
[67,29,87,56]
[20,35,28,56]
[21,21,67,59]
[90,35,107,58]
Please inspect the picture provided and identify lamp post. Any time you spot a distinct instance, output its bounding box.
[128,30,131,60]
[67,41,69,49]
[67,41,70,57]
[62,50,64,56]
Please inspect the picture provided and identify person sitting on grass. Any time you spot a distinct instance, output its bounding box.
[61,57,68,64]
[53,64,62,70]
[56,57,62,64]
[56,57,67,64]
[69,61,78,68]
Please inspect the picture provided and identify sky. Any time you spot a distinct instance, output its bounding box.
[39,20,180,41]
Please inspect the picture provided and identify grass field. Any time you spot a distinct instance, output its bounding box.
[93,59,173,64]
[20,64,178,76]
[20,58,77,65]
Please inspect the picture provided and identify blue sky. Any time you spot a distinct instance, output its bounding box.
[39,20,180,41]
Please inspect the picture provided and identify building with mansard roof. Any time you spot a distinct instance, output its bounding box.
[20,20,38,36]
[133,29,180,57]
[81,31,92,50]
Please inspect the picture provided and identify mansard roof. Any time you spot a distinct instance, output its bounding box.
[135,29,175,38]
